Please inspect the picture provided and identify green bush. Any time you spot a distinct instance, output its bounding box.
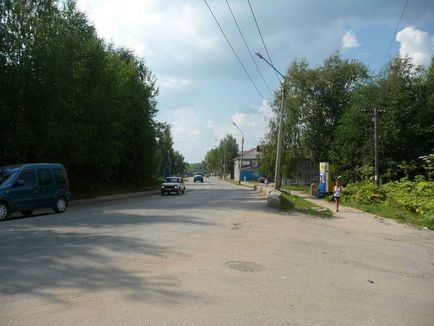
[342,181,386,204]
[342,180,434,228]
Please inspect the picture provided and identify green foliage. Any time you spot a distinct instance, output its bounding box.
[186,163,203,175]
[204,135,238,178]
[0,0,182,194]
[419,154,434,181]
[281,185,310,193]
[342,180,434,228]
[342,182,385,204]
[331,57,434,183]
[258,49,433,185]
[260,53,369,180]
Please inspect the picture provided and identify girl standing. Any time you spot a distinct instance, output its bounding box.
[333,179,342,212]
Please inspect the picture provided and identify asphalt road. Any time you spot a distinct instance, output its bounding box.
[1,177,433,326]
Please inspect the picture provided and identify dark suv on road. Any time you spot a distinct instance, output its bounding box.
[193,174,204,183]
[0,163,71,220]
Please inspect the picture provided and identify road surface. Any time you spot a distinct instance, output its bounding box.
[1,177,433,325]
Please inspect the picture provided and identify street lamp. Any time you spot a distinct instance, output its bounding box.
[233,122,244,184]
[255,52,285,190]
[214,138,222,177]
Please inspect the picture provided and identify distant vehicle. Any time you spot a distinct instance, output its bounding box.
[0,163,71,220]
[193,174,204,183]
[161,176,185,195]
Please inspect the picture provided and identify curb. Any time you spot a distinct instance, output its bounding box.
[253,184,281,209]
[69,189,160,207]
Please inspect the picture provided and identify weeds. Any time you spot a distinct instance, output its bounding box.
[280,191,333,218]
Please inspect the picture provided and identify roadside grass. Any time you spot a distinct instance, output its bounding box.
[281,185,310,193]
[341,199,433,229]
[280,190,333,218]
[338,181,434,230]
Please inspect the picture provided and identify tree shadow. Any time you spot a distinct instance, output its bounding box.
[0,184,271,305]
[0,215,206,304]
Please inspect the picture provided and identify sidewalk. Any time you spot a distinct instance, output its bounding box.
[290,190,361,213]
[288,189,432,231]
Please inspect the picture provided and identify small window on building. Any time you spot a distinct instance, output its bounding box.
[38,169,54,185]
[252,160,259,168]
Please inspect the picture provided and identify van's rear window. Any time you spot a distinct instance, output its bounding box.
[38,169,54,185]
[54,169,67,184]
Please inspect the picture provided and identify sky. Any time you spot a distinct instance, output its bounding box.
[75,0,434,163]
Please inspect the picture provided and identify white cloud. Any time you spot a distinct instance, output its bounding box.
[160,106,221,162]
[342,30,360,49]
[161,100,273,162]
[159,76,192,90]
[76,0,219,65]
[396,26,434,67]
[231,100,274,149]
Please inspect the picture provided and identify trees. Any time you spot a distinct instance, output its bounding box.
[204,135,239,178]
[259,53,369,181]
[0,0,170,192]
[259,52,433,184]
[331,57,434,182]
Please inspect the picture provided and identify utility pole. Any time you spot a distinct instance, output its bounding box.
[233,122,244,184]
[255,52,286,190]
[373,107,385,187]
[223,150,226,179]
[363,107,385,187]
[274,82,285,189]
[374,107,379,187]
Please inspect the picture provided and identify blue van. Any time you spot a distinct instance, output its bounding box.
[0,163,71,220]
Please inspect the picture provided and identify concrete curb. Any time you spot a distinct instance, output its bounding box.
[253,184,281,209]
[70,189,160,207]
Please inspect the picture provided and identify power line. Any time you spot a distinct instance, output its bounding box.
[247,0,281,83]
[203,0,267,102]
[225,0,274,99]
[383,0,409,65]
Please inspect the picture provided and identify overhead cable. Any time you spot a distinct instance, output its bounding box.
[247,0,281,83]
[204,0,268,102]
[225,0,274,99]
[383,0,409,65]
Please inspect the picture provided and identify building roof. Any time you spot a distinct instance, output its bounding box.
[233,147,260,161]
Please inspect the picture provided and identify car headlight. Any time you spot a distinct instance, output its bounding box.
[161,186,165,189]
[174,185,178,189]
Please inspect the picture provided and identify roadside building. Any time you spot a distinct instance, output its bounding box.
[281,159,318,186]
[233,147,265,182]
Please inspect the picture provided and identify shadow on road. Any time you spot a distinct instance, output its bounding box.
[0,214,206,304]
[0,184,269,306]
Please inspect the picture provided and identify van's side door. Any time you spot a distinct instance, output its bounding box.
[36,168,57,206]
[9,169,37,211]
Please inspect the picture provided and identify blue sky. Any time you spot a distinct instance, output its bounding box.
[76,0,434,163]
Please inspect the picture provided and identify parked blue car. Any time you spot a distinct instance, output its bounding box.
[0,163,71,220]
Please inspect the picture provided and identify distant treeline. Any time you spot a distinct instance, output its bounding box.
[0,0,187,192]
[260,53,434,183]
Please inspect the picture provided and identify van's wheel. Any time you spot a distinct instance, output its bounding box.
[53,196,67,213]
[21,210,34,217]
[0,202,9,221]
